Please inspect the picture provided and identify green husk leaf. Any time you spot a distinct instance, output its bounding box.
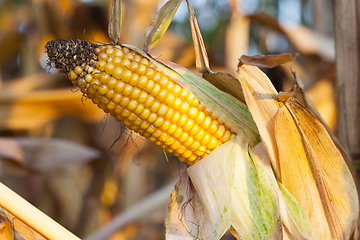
[277,181,318,240]
[187,135,280,239]
[108,0,122,44]
[143,0,181,52]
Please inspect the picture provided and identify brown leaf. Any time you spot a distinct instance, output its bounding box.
[0,137,101,172]
[186,0,210,73]
[239,53,298,69]
[203,71,245,103]
[108,0,122,44]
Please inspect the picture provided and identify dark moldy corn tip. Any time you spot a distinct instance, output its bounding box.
[45,39,98,75]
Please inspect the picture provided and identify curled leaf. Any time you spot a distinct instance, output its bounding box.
[186,0,245,103]
[143,0,181,52]
[186,0,210,73]
[239,53,298,69]
[108,0,122,44]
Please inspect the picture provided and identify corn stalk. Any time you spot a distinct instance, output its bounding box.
[334,0,360,164]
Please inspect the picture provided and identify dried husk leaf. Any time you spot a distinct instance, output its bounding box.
[285,98,358,240]
[165,172,210,239]
[143,0,181,51]
[202,71,246,103]
[187,135,280,239]
[292,72,356,180]
[237,64,281,176]
[237,64,358,239]
[108,0,122,44]
[275,104,325,238]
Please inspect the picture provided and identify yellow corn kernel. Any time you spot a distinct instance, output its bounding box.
[63,44,236,166]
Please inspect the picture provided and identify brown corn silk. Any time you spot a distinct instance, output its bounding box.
[45,40,235,165]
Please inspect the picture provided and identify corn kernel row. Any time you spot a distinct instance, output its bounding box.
[66,44,234,165]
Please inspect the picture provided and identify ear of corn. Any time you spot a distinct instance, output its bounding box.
[46,40,237,165]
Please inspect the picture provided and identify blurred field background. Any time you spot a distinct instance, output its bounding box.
[0,0,343,239]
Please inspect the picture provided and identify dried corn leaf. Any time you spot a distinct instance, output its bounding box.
[0,137,101,172]
[186,0,245,103]
[249,13,334,61]
[285,98,358,240]
[0,221,13,240]
[237,64,280,176]
[202,71,246,103]
[108,0,122,44]
[143,0,181,51]
[186,0,209,73]
[239,54,298,69]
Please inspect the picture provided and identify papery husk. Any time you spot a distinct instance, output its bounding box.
[237,65,280,176]
[237,64,359,240]
[169,135,281,240]
[285,98,358,239]
[292,72,356,180]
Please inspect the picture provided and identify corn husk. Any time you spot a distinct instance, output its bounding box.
[237,63,359,239]
[166,135,282,239]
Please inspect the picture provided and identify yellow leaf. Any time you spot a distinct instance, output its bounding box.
[143,0,181,51]
[237,64,281,176]
[0,221,13,240]
[285,98,358,239]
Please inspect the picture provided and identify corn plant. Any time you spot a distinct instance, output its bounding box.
[0,0,357,239]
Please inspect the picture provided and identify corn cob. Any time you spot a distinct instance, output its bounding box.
[45,39,235,165]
